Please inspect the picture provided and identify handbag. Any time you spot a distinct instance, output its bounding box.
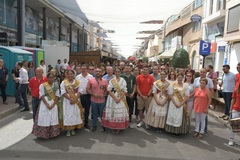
[218,87,223,98]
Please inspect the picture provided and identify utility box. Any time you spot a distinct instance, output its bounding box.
[0,46,33,96]
[13,46,45,68]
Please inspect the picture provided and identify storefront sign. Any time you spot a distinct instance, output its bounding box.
[0,32,7,43]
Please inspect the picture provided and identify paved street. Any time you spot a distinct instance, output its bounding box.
[0,108,240,160]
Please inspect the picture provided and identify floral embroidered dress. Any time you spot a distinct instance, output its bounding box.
[60,79,84,130]
[101,77,129,129]
[144,80,170,128]
[32,82,60,139]
[165,82,190,134]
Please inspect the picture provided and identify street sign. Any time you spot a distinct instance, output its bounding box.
[218,46,226,52]
[199,40,211,56]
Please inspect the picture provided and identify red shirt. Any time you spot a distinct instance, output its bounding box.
[28,76,48,98]
[87,78,108,103]
[136,74,154,96]
[232,90,240,112]
[235,73,240,89]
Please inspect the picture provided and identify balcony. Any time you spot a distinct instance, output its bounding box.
[202,9,226,24]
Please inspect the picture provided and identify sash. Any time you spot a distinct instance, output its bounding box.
[110,78,129,114]
[64,80,85,120]
[43,82,56,101]
[172,83,189,125]
[154,80,169,96]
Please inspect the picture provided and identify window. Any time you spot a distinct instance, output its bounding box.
[227,4,240,32]
[209,0,213,15]
[193,21,201,32]
[193,0,203,9]
[217,0,226,11]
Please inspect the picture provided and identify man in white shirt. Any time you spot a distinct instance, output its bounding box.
[14,62,29,112]
[76,64,93,130]
[62,59,68,70]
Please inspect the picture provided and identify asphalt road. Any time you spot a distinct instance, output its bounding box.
[0,110,240,160]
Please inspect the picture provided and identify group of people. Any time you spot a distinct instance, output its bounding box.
[0,58,239,146]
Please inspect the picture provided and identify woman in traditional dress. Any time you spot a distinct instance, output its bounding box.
[60,70,84,137]
[32,72,60,139]
[165,73,190,135]
[168,71,177,85]
[184,72,195,127]
[145,70,170,132]
[58,70,68,130]
[193,78,211,139]
[101,67,129,134]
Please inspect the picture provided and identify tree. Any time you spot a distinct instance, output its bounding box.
[172,48,190,68]
[142,56,148,62]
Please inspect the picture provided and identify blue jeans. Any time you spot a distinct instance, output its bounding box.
[222,92,232,116]
[15,84,29,110]
[32,97,41,121]
[91,101,105,127]
[80,94,91,125]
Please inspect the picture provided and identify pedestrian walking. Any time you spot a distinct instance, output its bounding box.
[0,59,8,105]
[14,62,29,111]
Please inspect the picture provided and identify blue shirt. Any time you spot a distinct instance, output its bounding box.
[102,74,115,83]
[193,77,214,89]
[222,72,236,92]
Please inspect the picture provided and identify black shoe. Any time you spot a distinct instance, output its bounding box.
[100,126,106,132]
[20,108,30,112]
[92,126,97,132]
[84,124,91,130]
[18,106,24,109]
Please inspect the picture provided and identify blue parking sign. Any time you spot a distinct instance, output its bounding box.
[199,40,211,56]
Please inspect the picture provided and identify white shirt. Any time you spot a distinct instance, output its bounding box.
[62,63,68,70]
[39,65,46,77]
[18,67,29,84]
[193,77,213,89]
[76,73,93,94]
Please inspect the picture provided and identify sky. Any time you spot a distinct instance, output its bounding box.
[51,0,194,58]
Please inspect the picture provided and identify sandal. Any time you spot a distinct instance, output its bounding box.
[198,133,203,139]
[193,132,198,137]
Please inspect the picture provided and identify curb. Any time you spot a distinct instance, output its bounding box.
[0,99,32,120]
[0,106,19,120]
[208,110,240,136]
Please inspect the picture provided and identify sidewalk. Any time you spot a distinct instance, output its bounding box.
[0,95,32,120]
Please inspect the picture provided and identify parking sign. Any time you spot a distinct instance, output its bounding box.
[199,40,211,56]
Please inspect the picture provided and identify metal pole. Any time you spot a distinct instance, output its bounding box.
[42,7,46,40]
[17,0,25,46]
[58,17,61,41]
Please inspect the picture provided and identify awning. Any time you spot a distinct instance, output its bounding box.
[159,50,174,58]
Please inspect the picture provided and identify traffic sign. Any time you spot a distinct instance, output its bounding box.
[199,40,211,56]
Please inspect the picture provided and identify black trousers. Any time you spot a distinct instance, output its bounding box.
[0,82,7,103]
[126,96,134,122]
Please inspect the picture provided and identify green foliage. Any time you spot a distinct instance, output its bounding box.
[142,56,148,62]
[172,48,190,68]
